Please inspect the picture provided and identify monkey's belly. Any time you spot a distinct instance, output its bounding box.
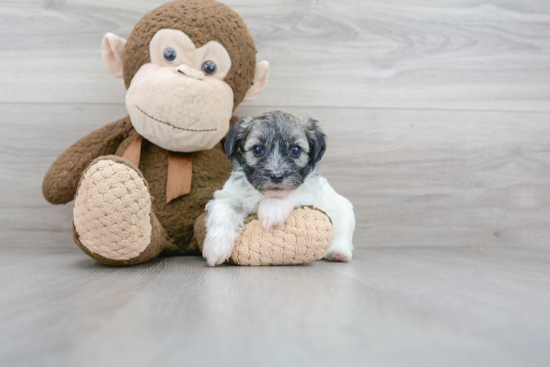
[137,141,232,251]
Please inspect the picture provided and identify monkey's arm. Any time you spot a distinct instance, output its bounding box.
[43,116,134,204]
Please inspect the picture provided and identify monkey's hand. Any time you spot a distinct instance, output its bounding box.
[258,197,297,229]
[43,117,134,205]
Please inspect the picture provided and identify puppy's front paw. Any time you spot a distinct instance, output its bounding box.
[260,214,284,230]
[258,197,296,229]
[202,236,235,267]
[324,248,352,263]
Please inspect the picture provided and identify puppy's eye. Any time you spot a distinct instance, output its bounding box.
[290,146,301,157]
[201,60,217,75]
[164,48,177,63]
[252,145,264,156]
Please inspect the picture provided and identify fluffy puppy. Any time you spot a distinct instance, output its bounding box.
[202,111,355,266]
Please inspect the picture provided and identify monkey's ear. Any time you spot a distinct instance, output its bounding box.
[101,33,127,78]
[243,61,270,102]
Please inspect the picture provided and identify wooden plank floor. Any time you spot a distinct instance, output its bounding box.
[1,247,550,367]
[1,0,550,365]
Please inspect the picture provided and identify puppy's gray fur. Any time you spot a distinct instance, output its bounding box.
[225,111,326,194]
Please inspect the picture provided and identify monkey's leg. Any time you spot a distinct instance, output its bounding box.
[72,155,167,266]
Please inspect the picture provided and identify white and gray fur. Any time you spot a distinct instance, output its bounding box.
[202,111,355,266]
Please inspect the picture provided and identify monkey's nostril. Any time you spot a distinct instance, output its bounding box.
[270,173,284,183]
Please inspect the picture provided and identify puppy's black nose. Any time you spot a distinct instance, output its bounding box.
[270,173,284,183]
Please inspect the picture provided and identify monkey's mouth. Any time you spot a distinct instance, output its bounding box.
[136,106,217,132]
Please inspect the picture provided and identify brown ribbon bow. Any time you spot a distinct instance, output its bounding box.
[122,135,193,203]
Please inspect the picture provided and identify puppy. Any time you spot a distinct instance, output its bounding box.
[202,111,355,266]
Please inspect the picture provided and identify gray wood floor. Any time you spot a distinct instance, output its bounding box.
[1,0,550,366]
[2,247,550,367]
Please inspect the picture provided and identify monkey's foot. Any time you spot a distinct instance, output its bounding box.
[73,155,164,266]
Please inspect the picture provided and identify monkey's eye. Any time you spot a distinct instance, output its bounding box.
[252,145,264,156]
[201,60,217,75]
[290,146,302,157]
[164,48,177,63]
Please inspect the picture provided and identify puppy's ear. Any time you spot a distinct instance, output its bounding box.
[304,118,327,163]
[224,117,252,159]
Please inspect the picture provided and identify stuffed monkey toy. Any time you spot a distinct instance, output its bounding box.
[42,0,333,266]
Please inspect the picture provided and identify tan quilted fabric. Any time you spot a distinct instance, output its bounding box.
[195,206,333,266]
[232,207,333,266]
[73,159,152,260]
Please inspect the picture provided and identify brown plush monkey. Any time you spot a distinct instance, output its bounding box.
[43,0,332,266]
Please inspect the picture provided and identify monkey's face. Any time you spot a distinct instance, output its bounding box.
[101,1,270,152]
[125,29,234,152]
